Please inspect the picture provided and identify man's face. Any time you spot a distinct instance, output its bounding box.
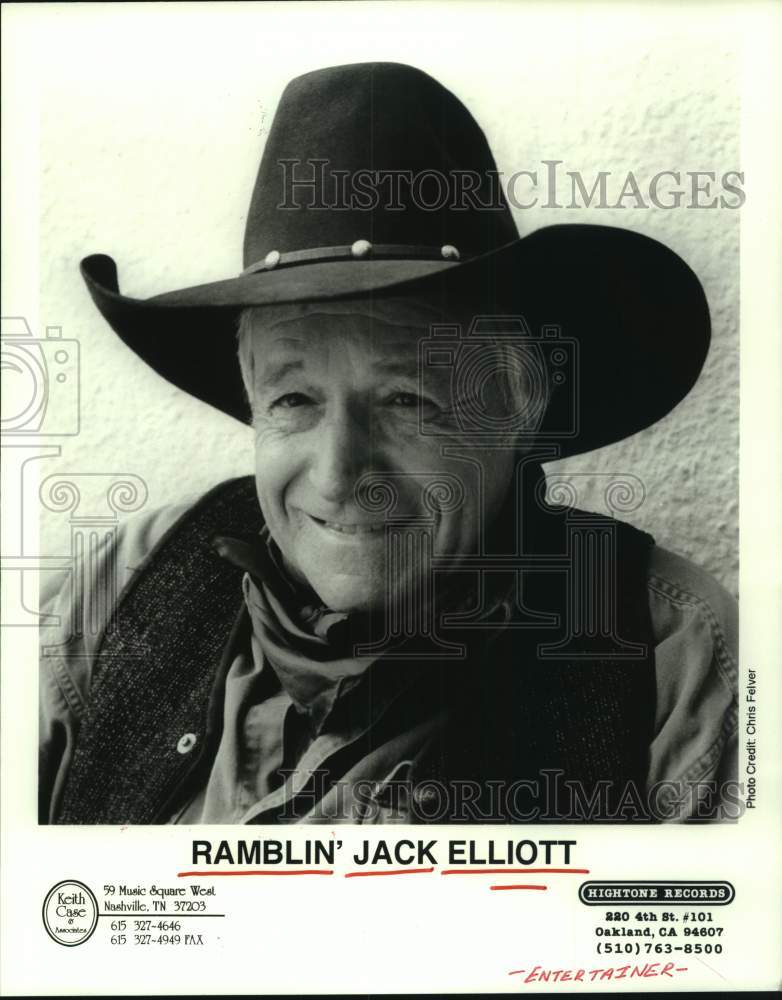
[246,307,517,613]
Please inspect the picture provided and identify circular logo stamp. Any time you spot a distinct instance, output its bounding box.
[42,880,99,946]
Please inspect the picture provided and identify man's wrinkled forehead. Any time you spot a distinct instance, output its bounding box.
[253,319,427,392]
[244,297,451,375]
[246,295,450,337]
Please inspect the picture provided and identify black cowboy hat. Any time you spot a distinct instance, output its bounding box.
[80,62,710,458]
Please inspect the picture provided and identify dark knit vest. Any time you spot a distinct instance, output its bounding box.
[55,476,657,824]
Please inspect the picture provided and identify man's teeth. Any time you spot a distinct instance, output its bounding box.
[321,520,383,535]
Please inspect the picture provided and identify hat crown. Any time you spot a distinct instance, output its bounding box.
[243,62,518,267]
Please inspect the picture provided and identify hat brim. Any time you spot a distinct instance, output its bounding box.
[80,224,710,458]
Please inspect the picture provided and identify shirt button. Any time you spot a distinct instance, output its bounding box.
[177,733,198,755]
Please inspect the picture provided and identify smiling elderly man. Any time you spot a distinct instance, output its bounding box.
[237,300,524,615]
[39,63,738,825]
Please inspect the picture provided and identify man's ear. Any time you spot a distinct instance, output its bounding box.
[236,307,257,412]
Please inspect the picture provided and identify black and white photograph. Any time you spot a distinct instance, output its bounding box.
[2,1,780,993]
[33,6,740,827]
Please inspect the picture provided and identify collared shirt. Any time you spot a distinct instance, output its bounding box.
[39,500,739,824]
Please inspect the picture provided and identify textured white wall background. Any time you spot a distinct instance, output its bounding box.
[30,2,739,594]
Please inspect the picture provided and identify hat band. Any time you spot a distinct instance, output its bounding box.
[241,241,464,276]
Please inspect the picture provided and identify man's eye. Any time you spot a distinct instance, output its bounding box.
[270,392,312,409]
[389,392,420,407]
[387,391,440,411]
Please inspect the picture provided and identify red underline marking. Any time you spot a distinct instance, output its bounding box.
[176,869,334,877]
[344,867,435,878]
[441,868,590,875]
[490,884,548,891]
[178,867,582,879]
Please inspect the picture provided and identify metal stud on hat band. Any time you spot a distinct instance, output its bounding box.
[350,239,373,258]
[242,243,465,276]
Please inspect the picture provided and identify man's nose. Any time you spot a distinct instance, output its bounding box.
[308,407,371,503]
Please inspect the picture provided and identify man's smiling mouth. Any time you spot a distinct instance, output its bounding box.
[306,513,386,536]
